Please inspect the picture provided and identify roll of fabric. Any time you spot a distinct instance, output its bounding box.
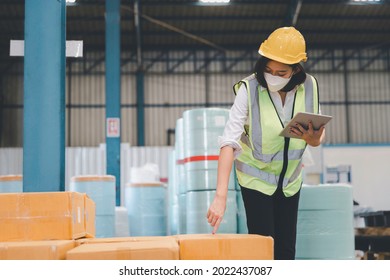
[167,150,179,235]
[95,215,116,238]
[0,175,23,193]
[234,167,241,191]
[178,193,187,234]
[185,160,235,192]
[176,164,186,194]
[175,118,186,195]
[182,108,235,192]
[296,184,354,260]
[186,190,237,234]
[70,175,116,238]
[70,175,115,216]
[115,206,130,237]
[236,190,248,234]
[183,108,229,158]
[125,183,167,236]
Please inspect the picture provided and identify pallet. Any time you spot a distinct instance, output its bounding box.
[363,251,390,260]
[355,227,390,236]
[355,227,390,258]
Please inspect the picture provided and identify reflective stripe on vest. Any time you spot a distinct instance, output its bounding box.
[235,160,302,188]
[248,74,315,163]
[240,133,303,161]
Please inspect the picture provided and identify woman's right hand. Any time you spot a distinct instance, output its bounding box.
[206,194,227,234]
[207,145,234,234]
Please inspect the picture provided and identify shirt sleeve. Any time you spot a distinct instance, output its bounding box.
[218,84,249,158]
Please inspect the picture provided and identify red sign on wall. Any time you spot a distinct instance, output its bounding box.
[106,118,120,138]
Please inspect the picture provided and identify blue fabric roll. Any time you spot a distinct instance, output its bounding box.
[95,215,115,238]
[177,164,186,194]
[69,176,116,216]
[0,176,23,193]
[298,184,354,211]
[175,118,185,161]
[183,108,229,159]
[234,167,240,191]
[296,233,355,260]
[125,183,167,236]
[70,175,116,238]
[175,118,187,195]
[186,190,237,234]
[127,215,167,237]
[184,128,225,157]
[296,184,354,260]
[178,193,187,234]
[185,168,235,192]
[236,190,248,234]
[184,159,218,171]
[167,150,179,235]
[183,108,229,130]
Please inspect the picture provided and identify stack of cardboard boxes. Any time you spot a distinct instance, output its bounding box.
[0,192,95,260]
[66,234,273,260]
[0,192,274,260]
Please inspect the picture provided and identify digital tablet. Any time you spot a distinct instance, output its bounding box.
[279,112,332,139]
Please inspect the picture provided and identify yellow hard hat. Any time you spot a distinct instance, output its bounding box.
[258,27,307,64]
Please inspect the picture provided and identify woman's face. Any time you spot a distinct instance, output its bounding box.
[264,60,294,78]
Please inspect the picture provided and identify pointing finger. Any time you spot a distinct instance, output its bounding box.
[210,215,219,226]
[212,217,222,234]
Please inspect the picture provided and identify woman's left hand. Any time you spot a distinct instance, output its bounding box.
[290,121,325,147]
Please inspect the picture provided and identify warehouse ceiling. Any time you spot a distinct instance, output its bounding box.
[1,0,390,58]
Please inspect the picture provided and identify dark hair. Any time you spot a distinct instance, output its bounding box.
[254,56,307,92]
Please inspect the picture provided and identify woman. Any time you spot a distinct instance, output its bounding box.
[206,27,325,260]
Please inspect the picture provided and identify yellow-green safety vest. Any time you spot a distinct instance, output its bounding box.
[233,73,319,197]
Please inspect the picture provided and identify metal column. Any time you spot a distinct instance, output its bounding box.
[0,76,3,146]
[105,0,121,206]
[343,50,351,143]
[23,0,66,192]
[136,72,145,146]
[134,0,145,146]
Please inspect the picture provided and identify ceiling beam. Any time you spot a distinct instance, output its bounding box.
[3,0,363,6]
[3,29,390,41]
[284,0,303,27]
[3,14,390,22]
[64,29,390,36]
[1,43,388,54]
[0,0,283,6]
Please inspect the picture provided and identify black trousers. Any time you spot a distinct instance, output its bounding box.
[240,185,301,260]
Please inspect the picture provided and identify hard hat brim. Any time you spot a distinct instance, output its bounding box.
[258,48,307,65]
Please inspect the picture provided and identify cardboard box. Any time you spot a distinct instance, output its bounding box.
[66,238,179,260]
[175,234,274,260]
[0,192,95,241]
[0,240,76,260]
[84,194,96,238]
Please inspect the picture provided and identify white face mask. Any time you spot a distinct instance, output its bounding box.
[264,72,292,92]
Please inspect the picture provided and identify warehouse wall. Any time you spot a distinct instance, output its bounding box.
[0,64,23,147]
[1,48,389,147]
[1,145,389,211]
[311,49,390,144]
[0,145,172,207]
[322,145,390,212]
